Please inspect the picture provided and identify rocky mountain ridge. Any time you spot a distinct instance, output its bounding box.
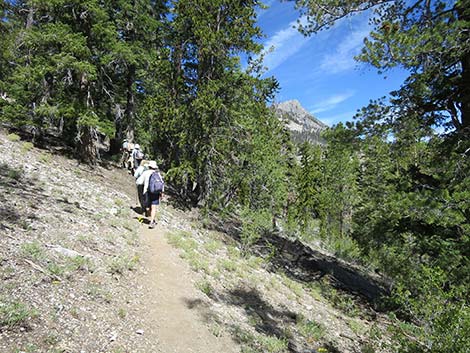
[273,99,328,144]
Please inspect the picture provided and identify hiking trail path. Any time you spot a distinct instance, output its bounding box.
[122,176,240,353]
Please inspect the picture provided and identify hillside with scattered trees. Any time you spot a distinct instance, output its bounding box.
[1,0,469,352]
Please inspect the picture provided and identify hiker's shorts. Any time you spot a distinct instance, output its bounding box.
[148,192,161,206]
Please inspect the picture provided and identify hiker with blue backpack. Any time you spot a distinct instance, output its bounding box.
[142,161,164,229]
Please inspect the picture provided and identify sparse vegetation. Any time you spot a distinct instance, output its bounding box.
[186,253,210,273]
[204,239,222,254]
[0,131,155,351]
[196,279,213,297]
[66,255,93,273]
[39,153,52,164]
[118,308,126,319]
[210,321,223,337]
[256,334,288,353]
[21,141,34,153]
[107,254,139,275]
[325,288,360,317]
[166,231,199,254]
[6,167,23,181]
[7,133,20,142]
[218,258,237,273]
[47,262,66,277]
[234,324,289,353]
[0,299,37,328]
[348,319,367,336]
[114,198,125,207]
[20,241,45,261]
[280,273,304,299]
[297,315,326,343]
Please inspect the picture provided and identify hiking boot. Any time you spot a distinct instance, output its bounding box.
[149,221,156,229]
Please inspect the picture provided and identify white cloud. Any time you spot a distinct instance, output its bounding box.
[319,26,370,74]
[310,91,355,114]
[260,16,311,72]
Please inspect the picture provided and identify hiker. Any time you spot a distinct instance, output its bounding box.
[131,144,144,172]
[142,161,164,229]
[125,142,135,170]
[134,160,149,214]
[120,139,131,168]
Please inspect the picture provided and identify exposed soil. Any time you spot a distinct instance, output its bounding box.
[134,224,238,353]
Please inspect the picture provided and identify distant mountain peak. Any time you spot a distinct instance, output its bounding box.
[276,99,307,114]
[272,100,327,144]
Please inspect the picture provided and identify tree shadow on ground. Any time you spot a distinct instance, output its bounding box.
[163,185,194,211]
[0,163,45,231]
[204,212,389,306]
[0,162,84,231]
[224,287,297,339]
[184,286,305,352]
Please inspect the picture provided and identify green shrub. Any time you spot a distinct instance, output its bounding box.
[195,279,213,296]
[185,252,210,273]
[0,300,38,328]
[327,288,360,317]
[7,167,23,181]
[118,308,126,319]
[39,153,52,164]
[384,266,470,353]
[256,334,288,353]
[327,234,362,262]
[47,262,66,277]
[66,256,93,272]
[240,207,272,254]
[20,242,44,261]
[204,239,222,254]
[297,315,326,342]
[107,255,139,275]
[21,141,34,153]
[218,258,237,272]
[7,133,20,142]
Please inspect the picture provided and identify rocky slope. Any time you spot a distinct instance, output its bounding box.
[273,100,328,145]
[0,131,157,352]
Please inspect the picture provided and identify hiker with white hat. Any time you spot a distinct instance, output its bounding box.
[131,143,144,173]
[134,160,149,214]
[141,161,164,228]
[120,139,132,168]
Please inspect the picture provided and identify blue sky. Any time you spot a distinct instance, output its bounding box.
[254,1,409,126]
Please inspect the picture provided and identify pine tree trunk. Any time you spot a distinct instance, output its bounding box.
[460,51,470,131]
[458,1,470,131]
[125,64,136,142]
[26,5,34,29]
[76,125,99,165]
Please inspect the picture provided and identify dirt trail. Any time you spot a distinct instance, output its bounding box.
[132,219,240,353]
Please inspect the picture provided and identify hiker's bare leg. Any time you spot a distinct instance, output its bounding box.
[150,204,157,223]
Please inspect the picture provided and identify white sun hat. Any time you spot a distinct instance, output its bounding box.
[148,161,158,169]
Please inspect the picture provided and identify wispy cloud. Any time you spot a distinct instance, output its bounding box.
[319,110,357,126]
[310,91,355,114]
[260,16,311,72]
[319,26,370,74]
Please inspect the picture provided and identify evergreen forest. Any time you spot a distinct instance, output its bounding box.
[0,0,469,351]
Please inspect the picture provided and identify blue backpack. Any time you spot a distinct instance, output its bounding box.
[149,172,164,194]
[134,149,144,160]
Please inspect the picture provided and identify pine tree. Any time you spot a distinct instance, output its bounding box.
[293,1,470,349]
[163,0,287,209]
